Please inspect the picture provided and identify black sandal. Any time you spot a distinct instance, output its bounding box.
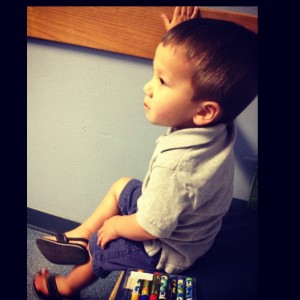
[36,233,89,265]
[33,271,80,299]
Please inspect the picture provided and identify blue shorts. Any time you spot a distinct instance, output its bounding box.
[89,179,161,278]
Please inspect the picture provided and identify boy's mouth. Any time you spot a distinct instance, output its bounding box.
[144,102,150,110]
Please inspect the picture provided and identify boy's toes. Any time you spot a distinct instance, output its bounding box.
[33,268,50,296]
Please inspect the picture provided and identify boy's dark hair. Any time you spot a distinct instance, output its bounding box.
[161,18,258,124]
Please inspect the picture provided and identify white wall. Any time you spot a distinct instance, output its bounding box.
[27,7,257,223]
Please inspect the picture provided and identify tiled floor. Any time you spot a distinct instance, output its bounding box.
[27,227,120,299]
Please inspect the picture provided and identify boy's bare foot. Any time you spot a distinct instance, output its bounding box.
[33,268,77,299]
[42,227,92,248]
[36,227,94,265]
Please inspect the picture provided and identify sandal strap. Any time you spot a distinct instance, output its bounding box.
[45,274,63,300]
[67,237,89,244]
[54,233,89,245]
[55,233,68,244]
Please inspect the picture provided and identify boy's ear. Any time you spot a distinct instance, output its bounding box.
[193,101,222,126]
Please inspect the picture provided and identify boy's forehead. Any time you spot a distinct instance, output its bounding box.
[153,43,194,83]
[154,43,188,66]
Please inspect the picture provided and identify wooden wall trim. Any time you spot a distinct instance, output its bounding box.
[27,6,257,60]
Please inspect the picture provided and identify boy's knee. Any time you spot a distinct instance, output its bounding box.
[112,176,133,200]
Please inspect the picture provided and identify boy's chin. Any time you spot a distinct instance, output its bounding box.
[147,119,169,127]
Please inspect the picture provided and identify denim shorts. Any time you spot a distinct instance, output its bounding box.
[89,179,161,278]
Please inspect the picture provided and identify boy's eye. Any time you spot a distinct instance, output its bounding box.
[159,78,165,85]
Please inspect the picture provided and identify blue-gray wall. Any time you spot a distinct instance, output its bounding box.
[27,7,257,223]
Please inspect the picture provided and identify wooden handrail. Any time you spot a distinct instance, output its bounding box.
[27,6,257,60]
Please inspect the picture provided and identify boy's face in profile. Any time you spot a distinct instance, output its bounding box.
[143,43,200,129]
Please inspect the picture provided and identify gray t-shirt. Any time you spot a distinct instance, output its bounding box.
[136,122,236,273]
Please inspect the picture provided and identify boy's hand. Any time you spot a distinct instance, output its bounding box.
[161,6,200,31]
[97,214,157,249]
[97,215,121,249]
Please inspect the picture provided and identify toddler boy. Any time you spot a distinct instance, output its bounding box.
[34,7,257,299]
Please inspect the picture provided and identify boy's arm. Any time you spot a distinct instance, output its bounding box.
[97,214,157,249]
[161,6,200,31]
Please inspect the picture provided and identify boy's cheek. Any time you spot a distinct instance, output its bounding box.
[154,111,173,126]
[146,110,164,125]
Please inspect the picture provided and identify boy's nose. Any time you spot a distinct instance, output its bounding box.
[143,80,153,97]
